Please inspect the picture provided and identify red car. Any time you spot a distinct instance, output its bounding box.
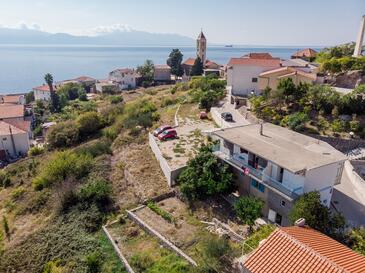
[158,129,177,141]
[153,125,172,137]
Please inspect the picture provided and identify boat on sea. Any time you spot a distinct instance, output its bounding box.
[225,44,233,47]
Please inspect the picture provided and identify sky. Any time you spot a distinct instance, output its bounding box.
[0,0,364,46]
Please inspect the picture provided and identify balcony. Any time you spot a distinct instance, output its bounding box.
[215,151,303,200]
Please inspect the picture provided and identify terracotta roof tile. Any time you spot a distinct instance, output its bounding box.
[242,53,274,59]
[292,48,318,58]
[32,84,57,92]
[154,64,171,69]
[182,58,196,66]
[0,121,26,135]
[243,226,365,273]
[0,105,24,119]
[1,95,23,104]
[227,57,281,67]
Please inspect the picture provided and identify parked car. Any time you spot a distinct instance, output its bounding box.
[153,125,172,137]
[221,112,233,122]
[158,129,177,141]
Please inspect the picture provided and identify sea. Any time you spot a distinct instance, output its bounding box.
[0,45,321,94]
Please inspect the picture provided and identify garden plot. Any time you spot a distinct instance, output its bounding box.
[107,218,192,272]
[156,117,216,170]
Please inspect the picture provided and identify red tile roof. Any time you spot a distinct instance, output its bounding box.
[0,105,24,119]
[292,48,318,58]
[242,53,274,59]
[5,120,31,132]
[0,121,26,135]
[1,95,23,104]
[154,64,171,70]
[243,226,365,273]
[73,76,95,82]
[227,57,281,67]
[32,84,57,92]
[182,58,196,66]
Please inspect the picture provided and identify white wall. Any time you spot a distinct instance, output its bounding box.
[34,90,51,101]
[227,65,279,96]
[282,169,305,193]
[109,70,136,90]
[305,161,345,207]
[0,132,30,157]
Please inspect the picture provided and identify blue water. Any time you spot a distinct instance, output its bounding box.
[0,45,320,93]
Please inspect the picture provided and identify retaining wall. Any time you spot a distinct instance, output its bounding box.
[344,160,365,185]
[102,225,136,273]
[127,208,197,267]
[148,133,186,187]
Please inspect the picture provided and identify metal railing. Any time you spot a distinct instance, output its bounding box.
[227,153,303,199]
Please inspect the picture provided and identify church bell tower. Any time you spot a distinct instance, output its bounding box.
[197,30,207,65]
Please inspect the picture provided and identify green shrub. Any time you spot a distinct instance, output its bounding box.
[122,99,159,129]
[85,251,103,273]
[160,97,177,107]
[234,196,263,227]
[79,179,112,208]
[109,95,123,104]
[102,126,120,141]
[145,253,190,273]
[147,202,175,224]
[77,112,102,136]
[350,119,360,132]
[33,151,93,190]
[28,146,45,156]
[331,119,346,133]
[0,171,11,188]
[11,186,25,200]
[242,224,276,253]
[287,112,309,131]
[47,121,80,149]
[130,252,154,272]
[75,139,112,158]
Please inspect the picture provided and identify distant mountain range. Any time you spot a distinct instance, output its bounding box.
[0,27,195,46]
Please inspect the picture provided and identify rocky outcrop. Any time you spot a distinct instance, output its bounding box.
[334,70,365,89]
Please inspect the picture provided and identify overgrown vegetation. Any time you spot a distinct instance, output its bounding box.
[251,78,365,137]
[147,202,176,224]
[234,196,264,228]
[178,144,234,200]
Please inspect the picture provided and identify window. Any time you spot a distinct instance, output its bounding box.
[275,213,282,225]
[281,200,286,207]
[252,77,258,83]
[240,148,248,154]
[251,178,265,193]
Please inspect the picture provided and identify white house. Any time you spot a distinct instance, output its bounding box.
[0,121,30,159]
[108,68,137,90]
[33,85,55,101]
[212,123,346,226]
[154,65,171,82]
[226,53,281,96]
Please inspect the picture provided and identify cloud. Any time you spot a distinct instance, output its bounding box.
[89,23,134,35]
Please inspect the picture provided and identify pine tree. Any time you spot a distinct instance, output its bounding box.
[190,56,204,76]
[167,49,184,76]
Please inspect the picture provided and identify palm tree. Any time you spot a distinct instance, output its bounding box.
[44,73,59,112]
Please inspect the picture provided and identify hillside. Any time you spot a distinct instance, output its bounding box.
[0,27,195,46]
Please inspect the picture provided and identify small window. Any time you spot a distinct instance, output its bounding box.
[252,77,258,83]
[240,148,248,154]
[281,200,286,207]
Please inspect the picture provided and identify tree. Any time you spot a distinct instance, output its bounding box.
[289,191,345,237]
[178,144,234,200]
[167,49,184,76]
[277,78,297,102]
[234,196,263,227]
[46,121,80,149]
[25,91,35,104]
[44,73,60,113]
[77,112,101,137]
[136,59,154,83]
[190,56,204,76]
[349,228,365,256]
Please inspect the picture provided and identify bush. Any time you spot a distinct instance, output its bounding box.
[234,196,263,227]
[0,171,11,188]
[79,179,112,208]
[77,112,102,136]
[242,224,276,253]
[130,252,154,272]
[102,126,119,141]
[122,99,158,129]
[47,121,80,149]
[287,112,309,131]
[178,144,234,200]
[331,119,346,133]
[109,95,123,104]
[28,146,45,156]
[85,251,103,273]
[75,139,112,158]
[147,202,176,224]
[33,151,93,190]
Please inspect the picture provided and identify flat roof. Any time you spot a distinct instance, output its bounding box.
[213,123,346,173]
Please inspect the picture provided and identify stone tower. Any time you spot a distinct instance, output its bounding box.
[353,15,365,57]
[197,30,207,65]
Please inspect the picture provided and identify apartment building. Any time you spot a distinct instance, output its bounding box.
[212,123,346,226]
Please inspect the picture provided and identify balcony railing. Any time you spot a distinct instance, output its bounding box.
[218,152,303,199]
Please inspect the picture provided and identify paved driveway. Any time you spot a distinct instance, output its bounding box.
[211,99,250,128]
